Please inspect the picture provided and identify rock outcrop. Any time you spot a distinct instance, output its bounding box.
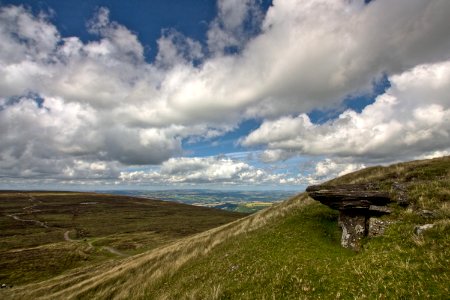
[414,223,435,235]
[306,184,391,251]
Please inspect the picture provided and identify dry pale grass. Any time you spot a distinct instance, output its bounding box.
[7,194,312,300]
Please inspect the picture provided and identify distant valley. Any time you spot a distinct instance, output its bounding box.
[97,189,298,213]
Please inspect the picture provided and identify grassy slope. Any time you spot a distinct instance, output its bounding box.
[0,192,245,286]
[4,156,450,299]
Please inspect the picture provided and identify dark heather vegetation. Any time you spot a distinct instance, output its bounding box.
[0,192,246,286]
[1,156,449,299]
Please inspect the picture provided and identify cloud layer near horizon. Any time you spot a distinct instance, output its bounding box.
[119,156,302,186]
[1,0,450,186]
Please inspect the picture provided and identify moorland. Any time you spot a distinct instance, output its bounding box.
[1,156,449,299]
[0,192,245,286]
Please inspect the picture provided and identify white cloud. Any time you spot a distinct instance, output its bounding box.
[1,1,450,184]
[207,0,263,54]
[242,0,450,117]
[259,149,296,163]
[243,60,450,162]
[314,158,365,179]
[119,156,300,186]
[415,150,450,160]
[298,158,366,185]
[3,1,450,123]
[87,7,144,64]
[155,29,204,68]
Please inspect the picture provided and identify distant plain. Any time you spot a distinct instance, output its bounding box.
[99,189,297,213]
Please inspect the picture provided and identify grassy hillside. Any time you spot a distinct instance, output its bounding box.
[0,192,245,286]
[3,156,449,299]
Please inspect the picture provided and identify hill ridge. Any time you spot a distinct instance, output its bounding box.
[4,156,450,299]
[10,194,313,299]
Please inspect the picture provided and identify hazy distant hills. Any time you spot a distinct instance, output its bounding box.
[97,189,298,213]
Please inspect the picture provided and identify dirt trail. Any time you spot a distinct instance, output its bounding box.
[6,193,128,258]
[64,230,74,241]
[102,246,128,257]
[6,194,48,228]
[64,230,128,257]
[6,213,49,228]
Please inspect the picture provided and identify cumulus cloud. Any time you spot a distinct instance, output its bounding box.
[243,60,450,162]
[155,29,204,68]
[242,0,450,117]
[207,0,264,54]
[1,0,450,184]
[307,158,366,184]
[87,7,144,64]
[259,149,296,163]
[119,156,300,186]
[0,6,187,175]
[416,150,450,160]
[0,98,122,182]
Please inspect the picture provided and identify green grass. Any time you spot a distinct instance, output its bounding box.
[150,203,351,299]
[148,202,448,299]
[1,156,449,299]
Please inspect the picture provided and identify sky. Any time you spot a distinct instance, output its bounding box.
[0,0,449,191]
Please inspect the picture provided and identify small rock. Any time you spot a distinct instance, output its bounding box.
[414,224,435,235]
[368,218,389,237]
[392,182,409,207]
[420,210,436,218]
[338,213,367,251]
[230,264,239,271]
[369,205,391,215]
[1,283,6,289]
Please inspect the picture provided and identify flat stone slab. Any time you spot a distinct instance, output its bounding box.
[306,184,392,251]
[306,184,390,212]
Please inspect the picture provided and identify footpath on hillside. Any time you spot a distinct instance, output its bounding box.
[64,230,128,257]
[5,193,128,258]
